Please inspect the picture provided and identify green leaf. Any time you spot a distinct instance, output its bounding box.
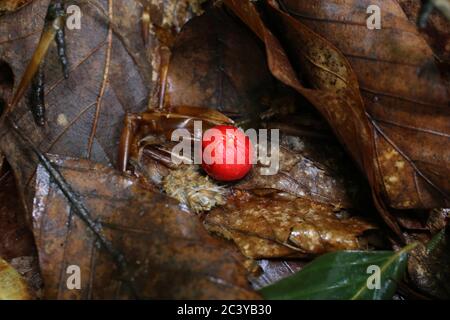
[260,243,418,300]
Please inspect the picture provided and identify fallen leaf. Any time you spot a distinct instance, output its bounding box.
[0,257,33,300]
[205,191,376,259]
[237,136,368,209]
[279,0,449,209]
[0,0,198,213]
[223,0,450,236]
[0,168,36,260]
[0,0,31,14]
[249,259,305,290]
[31,155,259,299]
[166,4,274,121]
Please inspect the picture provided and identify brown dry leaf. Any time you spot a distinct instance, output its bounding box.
[0,257,33,299]
[279,0,449,210]
[32,155,259,299]
[0,0,31,14]
[223,0,450,236]
[0,0,203,213]
[237,136,367,209]
[205,191,375,259]
[166,4,274,120]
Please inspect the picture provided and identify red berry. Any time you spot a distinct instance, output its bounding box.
[201,125,253,181]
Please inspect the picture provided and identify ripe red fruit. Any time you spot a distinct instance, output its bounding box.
[201,125,253,181]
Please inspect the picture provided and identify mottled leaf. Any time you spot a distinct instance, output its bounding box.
[205,191,375,259]
[0,0,202,213]
[279,0,449,210]
[31,155,259,299]
[223,0,450,236]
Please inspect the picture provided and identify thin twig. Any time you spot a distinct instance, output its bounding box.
[86,0,113,158]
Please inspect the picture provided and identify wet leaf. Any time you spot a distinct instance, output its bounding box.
[204,191,376,259]
[260,243,417,300]
[0,0,189,212]
[223,0,450,236]
[237,136,368,209]
[31,155,259,299]
[166,4,274,121]
[249,259,305,290]
[0,257,33,300]
[279,0,449,211]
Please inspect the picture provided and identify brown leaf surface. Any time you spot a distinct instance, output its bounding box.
[0,168,34,260]
[0,257,33,299]
[0,0,31,14]
[279,0,449,210]
[32,155,259,299]
[236,136,366,209]
[0,164,42,296]
[204,191,375,259]
[398,0,450,62]
[223,0,450,235]
[249,259,305,290]
[0,0,180,212]
[166,4,274,120]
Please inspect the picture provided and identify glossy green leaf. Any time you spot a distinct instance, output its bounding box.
[260,243,417,300]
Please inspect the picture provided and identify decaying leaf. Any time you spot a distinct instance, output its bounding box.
[278,0,449,210]
[0,0,192,213]
[166,4,274,122]
[31,155,259,299]
[0,0,31,14]
[236,136,367,209]
[0,257,33,300]
[1,0,448,300]
[223,0,450,237]
[205,191,375,259]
